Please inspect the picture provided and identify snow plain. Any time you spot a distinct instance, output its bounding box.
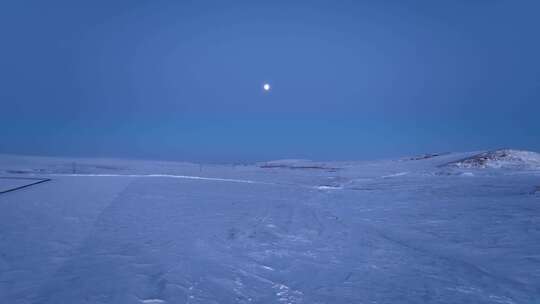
[0,151,539,303]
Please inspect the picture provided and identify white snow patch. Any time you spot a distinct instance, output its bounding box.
[140,299,165,304]
[260,265,275,271]
[273,283,303,303]
[382,172,409,178]
[315,185,343,190]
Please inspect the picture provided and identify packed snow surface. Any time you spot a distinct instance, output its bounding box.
[0,151,539,303]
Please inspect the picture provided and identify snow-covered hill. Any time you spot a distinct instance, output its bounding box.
[445,149,540,170]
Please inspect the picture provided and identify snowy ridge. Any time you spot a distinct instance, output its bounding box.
[446,149,540,170]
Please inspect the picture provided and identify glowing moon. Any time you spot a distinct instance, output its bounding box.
[263,83,271,91]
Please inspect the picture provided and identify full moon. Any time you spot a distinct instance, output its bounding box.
[263,83,271,91]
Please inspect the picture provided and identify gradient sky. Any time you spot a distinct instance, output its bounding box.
[1,0,539,162]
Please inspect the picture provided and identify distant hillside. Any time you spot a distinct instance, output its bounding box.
[445,149,540,169]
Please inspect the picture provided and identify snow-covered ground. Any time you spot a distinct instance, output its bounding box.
[0,150,539,303]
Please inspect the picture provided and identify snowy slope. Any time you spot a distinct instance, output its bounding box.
[445,149,540,170]
[0,151,539,304]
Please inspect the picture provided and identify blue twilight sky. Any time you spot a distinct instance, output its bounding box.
[0,0,539,162]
